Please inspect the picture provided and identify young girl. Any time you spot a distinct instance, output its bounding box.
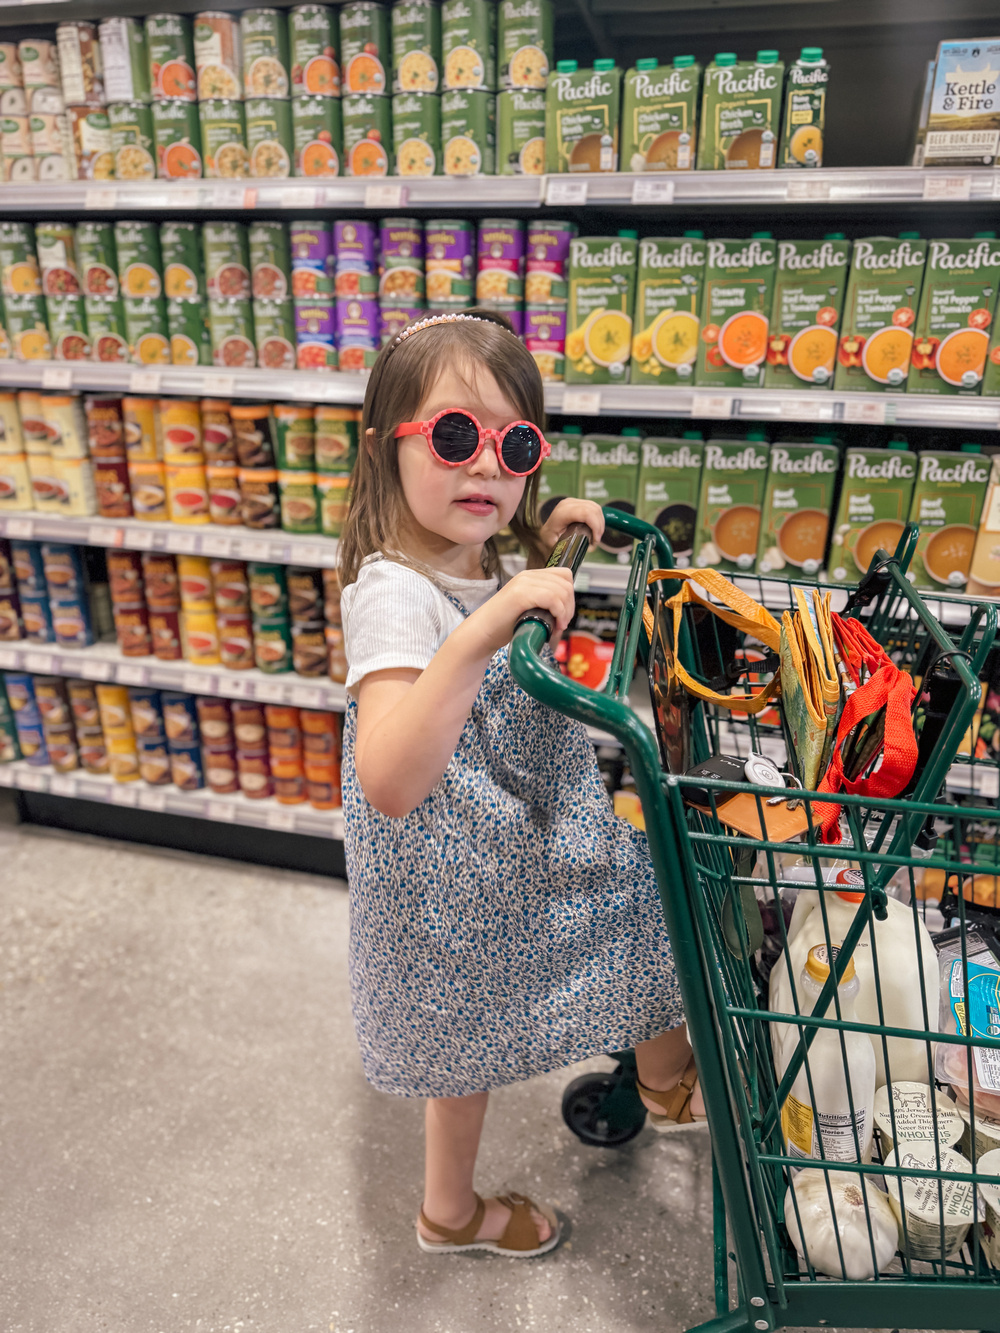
[338,309,704,1260]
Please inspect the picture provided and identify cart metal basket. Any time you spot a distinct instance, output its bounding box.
[510,511,1000,1333]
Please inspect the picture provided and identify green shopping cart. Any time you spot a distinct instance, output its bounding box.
[510,510,1000,1333]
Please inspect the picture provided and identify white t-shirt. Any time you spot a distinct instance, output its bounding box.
[341,555,499,690]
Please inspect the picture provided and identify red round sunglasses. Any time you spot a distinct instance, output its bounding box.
[394,408,551,477]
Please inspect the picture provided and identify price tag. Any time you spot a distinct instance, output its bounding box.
[290,543,325,566]
[182,670,215,694]
[240,538,274,561]
[545,178,587,206]
[172,187,198,208]
[560,388,602,414]
[691,393,733,418]
[135,191,169,209]
[199,533,232,558]
[129,369,161,393]
[0,647,19,669]
[169,532,198,553]
[290,685,323,708]
[18,770,47,792]
[243,188,258,209]
[778,397,830,420]
[266,807,297,832]
[364,183,407,209]
[923,173,972,200]
[0,765,12,787]
[139,788,168,812]
[253,679,286,703]
[50,774,76,797]
[630,177,674,205]
[117,663,148,685]
[24,652,54,673]
[87,523,123,547]
[281,186,315,208]
[266,540,289,561]
[4,517,33,538]
[206,373,236,396]
[786,178,831,200]
[208,799,237,822]
[217,675,252,698]
[126,526,155,549]
[41,366,73,389]
[111,784,138,806]
[85,187,117,210]
[842,398,886,425]
[80,658,113,680]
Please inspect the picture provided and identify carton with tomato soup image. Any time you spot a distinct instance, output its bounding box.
[907,235,1000,396]
[763,235,851,390]
[565,597,619,693]
[756,438,839,578]
[833,235,927,392]
[635,431,703,567]
[577,430,640,565]
[826,443,917,583]
[908,446,990,590]
[695,235,776,389]
[631,233,705,387]
[693,434,769,574]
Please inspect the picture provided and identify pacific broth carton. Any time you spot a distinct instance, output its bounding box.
[833,234,928,393]
[545,58,620,174]
[778,47,828,168]
[764,234,851,390]
[636,429,704,567]
[924,38,1000,168]
[696,50,784,171]
[908,445,990,590]
[986,302,1000,397]
[756,436,840,579]
[693,432,770,574]
[695,233,776,389]
[631,231,705,386]
[578,428,640,565]
[827,442,917,583]
[536,424,581,524]
[565,230,637,385]
[907,233,1000,396]
[621,56,701,171]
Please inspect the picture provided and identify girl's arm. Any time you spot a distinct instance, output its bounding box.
[354,566,576,817]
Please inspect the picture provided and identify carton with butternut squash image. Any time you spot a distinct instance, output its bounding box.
[565,233,637,385]
[630,233,705,387]
[763,235,851,391]
[907,446,990,590]
[756,439,839,579]
[907,235,1000,396]
[826,443,917,583]
[833,236,928,393]
[695,235,776,389]
[693,435,770,574]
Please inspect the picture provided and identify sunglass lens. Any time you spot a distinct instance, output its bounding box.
[431,412,479,464]
[500,424,542,474]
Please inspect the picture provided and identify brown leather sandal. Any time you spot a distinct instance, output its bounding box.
[417,1191,561,1257]
[637,1055,709,1133]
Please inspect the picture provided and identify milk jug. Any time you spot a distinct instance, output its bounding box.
[769,869,939,1087]
[780,945,876,1166]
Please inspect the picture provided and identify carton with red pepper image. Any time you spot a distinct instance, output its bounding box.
[908,234,1000,395]
[833,234,927,393]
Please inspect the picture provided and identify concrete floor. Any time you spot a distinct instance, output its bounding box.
[0,799,971,1333]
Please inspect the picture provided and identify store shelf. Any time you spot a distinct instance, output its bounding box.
[2,168,999,215]
[0,757,344,839]
[0,511,340,567]
[6,361,1000,430]
[0,638,346,710]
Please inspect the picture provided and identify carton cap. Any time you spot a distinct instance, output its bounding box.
[674,55,695,68]
[635,58,659,70]
[801,47,824,61]
[621,426,643,437]
[594,58,616,72]
[898,231,921,240]
[813,433,836,445]
[618,228,638,240]
[888,439,910,450]
[556,60,578,74]
[756,49,779,64]
[974,231,998,239]
[560,425,583,436]
[745,430,768,441]
[824,232,846,240]
[806,943,857,985]
[751,231,773,239]
[684,229,705,238]
[961,442,982,454]
[714,53,737,66]
[682,430,704,440]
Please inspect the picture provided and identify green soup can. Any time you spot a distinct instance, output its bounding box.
[392,90,440,176]
[292,94,343,176]
[278,470,319,533]
[146,14,197,102]
[497,87,545,174]
[498,0,552,90]
[442,0,496,91]
[107,101,156,180]
[289,4,340,98]
[84,295,129,362]
[48,293,91,360]
[241,8,291,98]
[114,220,164,300]
[75,220,119,299]
[167,297,212,365]
[441,87,494,175]
[160,220,206,302]
[123,295,170,365]
[340,1,390,95]
[343,92,393,175]
[152,97,203,178]
[199,97,249,178]
[392,0,441,93]
[208,298,257,368]
[253,298,296,369]
[203,221,251,302]
[249,221,292,301]
[246,95,293,177]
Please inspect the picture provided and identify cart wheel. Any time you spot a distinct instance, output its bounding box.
[561,1072,647,1147]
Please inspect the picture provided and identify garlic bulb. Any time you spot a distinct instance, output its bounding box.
[785,1169,898,1279]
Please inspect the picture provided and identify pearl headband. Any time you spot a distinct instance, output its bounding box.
[390,312,509,348]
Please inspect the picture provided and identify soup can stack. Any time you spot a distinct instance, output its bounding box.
[523,218,576,381]
[341,0,392,175]
[496,0,550,176]
[334,219,379,370]
[162,399,210,526]
[37,222,90,361]
[77,221,129,362]
[249,222,295,368]
[476,217,524,335]
[391,0,441,178]
[99,17,155,181]
[287,567,326,673]
[20,38,73,181]
[85,396,132,519]
[2,224,51,362]
[147,13,202,179]
[204,221,256,368]
[0,43,34,183]
[57,21,114,182]
[315,408,357,537]
[275,404,319,536]
[115,220,170,365]
[177,554,220,668]
[291,220,336,369]
[440,0,497,177]
[425,217,474,310]
[290,3,343,177]
[161,222,212,365]
[238,8,294,179]
[378,216,425,344]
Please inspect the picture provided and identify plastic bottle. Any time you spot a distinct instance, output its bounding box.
[780,945,876,1167]
[769,872,939,1087]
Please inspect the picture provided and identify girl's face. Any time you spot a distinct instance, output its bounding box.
[394,361,528,557]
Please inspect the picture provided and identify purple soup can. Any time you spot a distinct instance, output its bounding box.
[335,296,379,371]
[524,305,565,381]
[333,219,378,297]
[476,218,525,303]
[290,221,335,298]
[294,298,338,371]
[524,219,578,304]
[424,218,474,305]
[378,217,424,303]
[379,303,426,346]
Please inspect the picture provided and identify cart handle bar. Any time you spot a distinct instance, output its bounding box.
[513,522,593,636]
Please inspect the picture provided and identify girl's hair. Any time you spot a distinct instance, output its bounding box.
[338,308,547,588]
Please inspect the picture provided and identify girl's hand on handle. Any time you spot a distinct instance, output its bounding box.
[465,567,576,655]
[538,499,604,557]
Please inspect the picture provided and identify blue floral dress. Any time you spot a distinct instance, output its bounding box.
[342,633,684,1099]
